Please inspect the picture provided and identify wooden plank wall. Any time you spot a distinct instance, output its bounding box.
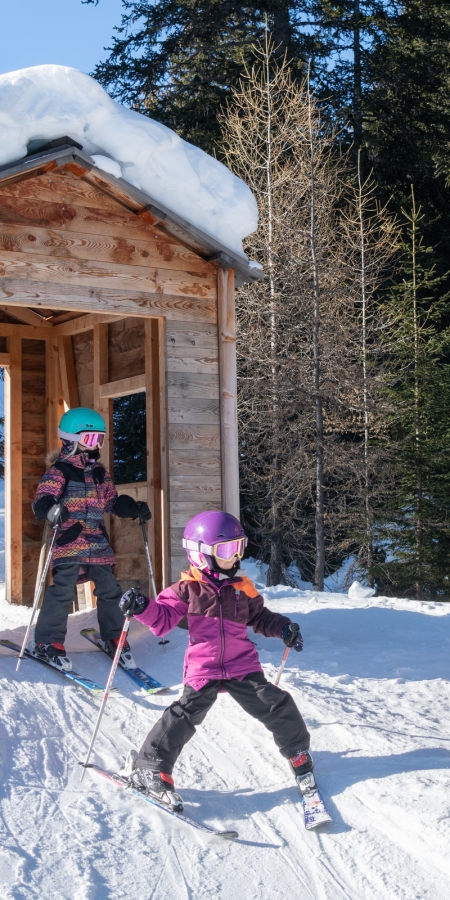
[0,169,217,322]
[166,318,221,582]
[22,339,47,603]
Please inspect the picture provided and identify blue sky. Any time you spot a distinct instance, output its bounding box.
[0,0,124,76]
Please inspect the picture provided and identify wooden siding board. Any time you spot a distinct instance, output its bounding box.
[166,346,218,375]
[0,279,216,323]
[166,372,220,400]
[0,251,217,300]
[0,173,126,210]
[168,424,220,452]
[166,320,219,347]
[168,475,221,502]
[167,398,220,425]
[0,195,175,241]
[0,223,215,275]
[108,317,145,382]
[168,450,221,477]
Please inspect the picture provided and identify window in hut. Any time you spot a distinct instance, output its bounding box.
[112,392,147,484]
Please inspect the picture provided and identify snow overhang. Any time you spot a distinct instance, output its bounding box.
[0,139,264,287]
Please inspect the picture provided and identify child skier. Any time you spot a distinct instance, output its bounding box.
[117,510,313,812]
[30,407,151,672]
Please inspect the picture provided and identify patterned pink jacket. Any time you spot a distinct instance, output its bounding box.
[136,566,291,691]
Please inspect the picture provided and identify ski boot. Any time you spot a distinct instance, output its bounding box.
[118,750,183,812]
[29,641,72,672]
[103,637,136,670]
[289,750,316,794]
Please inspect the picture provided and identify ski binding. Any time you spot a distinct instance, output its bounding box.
[298,775,332,830]
[84,763,239,839]
[0,638,115,695]
[80,628,167,694]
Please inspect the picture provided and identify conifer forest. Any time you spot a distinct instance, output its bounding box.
[85,0,450,600]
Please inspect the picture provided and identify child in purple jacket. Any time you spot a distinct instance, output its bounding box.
[118,510,313,811]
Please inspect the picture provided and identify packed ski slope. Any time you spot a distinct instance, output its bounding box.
[0,564,449,900]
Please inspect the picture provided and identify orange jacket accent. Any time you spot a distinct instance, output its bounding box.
[180,565,260,599]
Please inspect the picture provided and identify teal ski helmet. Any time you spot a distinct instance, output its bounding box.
[58,407,106,446]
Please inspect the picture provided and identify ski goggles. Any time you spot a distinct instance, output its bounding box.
[59,429,105,449]
[183,536,247,560]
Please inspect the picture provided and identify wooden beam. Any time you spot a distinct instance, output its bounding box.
[57,335,79,409]
[0,279,217,324]
[0,353,10,366]
[0,322,52,341]
[157,317,170,588]
[46,336,64,454]
[53,311,130,337]
[145,320,157,594]
[1,305,52,328]
[93,322,110,471]
[5,337,22,603]
[217,268,239,517]
[99,373,146,400]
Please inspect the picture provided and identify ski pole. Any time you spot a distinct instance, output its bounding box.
[79,614,132,783]
[139,510,157,599]
[16,518,61,672]
[274,646,290,686]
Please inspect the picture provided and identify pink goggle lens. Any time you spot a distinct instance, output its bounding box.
[213,539,246,561]
[79,431,105,449]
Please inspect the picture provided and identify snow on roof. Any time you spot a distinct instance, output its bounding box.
[0,65,258,258]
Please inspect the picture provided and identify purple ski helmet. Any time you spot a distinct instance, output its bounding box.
[182,510,247,571]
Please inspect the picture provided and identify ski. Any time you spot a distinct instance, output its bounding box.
[80,628,167,694]
[0,639,116,695]
[84,763,239,839]
[299,782,332,830]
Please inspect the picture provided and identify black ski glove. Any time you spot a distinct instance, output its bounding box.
[113,495,152,521]
[133,501,152,522]
[281,622,303,652]
[46,502,70,527]
[119,588,149,617]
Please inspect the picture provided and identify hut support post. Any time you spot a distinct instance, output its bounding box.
[5,337,22,603]
[145,319,169,592]
[217,268,240,518]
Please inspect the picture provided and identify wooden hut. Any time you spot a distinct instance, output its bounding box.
[0,137,262,606]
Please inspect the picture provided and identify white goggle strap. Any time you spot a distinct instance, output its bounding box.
[182,538,215,555]
[58,429,81,443]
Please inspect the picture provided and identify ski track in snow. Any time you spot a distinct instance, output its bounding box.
[0,575,449,900]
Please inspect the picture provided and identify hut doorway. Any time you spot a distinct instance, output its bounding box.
[2,310,167,607]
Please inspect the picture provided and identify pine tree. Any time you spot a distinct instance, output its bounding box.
[377,188,450,599]
[308,1,392,153]
[82,0,322,153]
[364,1,450,254]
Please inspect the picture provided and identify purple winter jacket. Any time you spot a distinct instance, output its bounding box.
[135,566,291,691]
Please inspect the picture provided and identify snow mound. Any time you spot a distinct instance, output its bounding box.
[348,580,376,600]
[0,65,258,257]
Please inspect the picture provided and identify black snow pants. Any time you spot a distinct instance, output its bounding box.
[34,562,124,645]
[136,671,310,775]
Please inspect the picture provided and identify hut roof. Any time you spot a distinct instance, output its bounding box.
[0,65,261,277]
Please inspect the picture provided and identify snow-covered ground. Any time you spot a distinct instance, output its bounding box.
[0,567,449,900]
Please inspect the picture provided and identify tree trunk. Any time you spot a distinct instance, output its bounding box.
[353,0,363,154]
[307,75,325,592]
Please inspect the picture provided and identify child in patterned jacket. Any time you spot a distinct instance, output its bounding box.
[30,407,151,672]
[116,510,313,813]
